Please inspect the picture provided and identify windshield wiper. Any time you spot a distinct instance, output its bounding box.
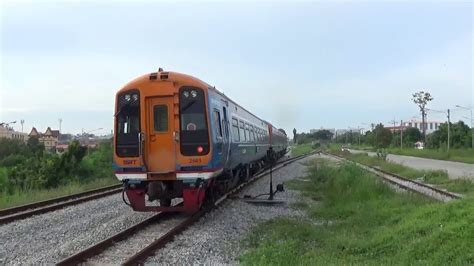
[181,100,196,112]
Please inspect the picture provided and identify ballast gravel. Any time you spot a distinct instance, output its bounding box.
[146,154,320,265]
[87,212,189,264]
[0,153,320,264]
[0,192,155,264]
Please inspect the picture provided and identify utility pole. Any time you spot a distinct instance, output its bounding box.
[400,120,403,149]
[20,120,24,133]
[59,118,62,133]
[447,109,450,151]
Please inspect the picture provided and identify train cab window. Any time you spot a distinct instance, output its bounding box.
[232,118,240,142]
[239,121,246,142]
[179,87,209,156]
[213,110,222,139]
[116,90,140,157]
[153,105,168,132]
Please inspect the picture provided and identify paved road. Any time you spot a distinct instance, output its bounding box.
[349,149,474,179]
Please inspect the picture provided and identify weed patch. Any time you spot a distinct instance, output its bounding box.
[240,159,474,265]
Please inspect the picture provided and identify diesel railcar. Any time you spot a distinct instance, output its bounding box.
[114,69,287,212]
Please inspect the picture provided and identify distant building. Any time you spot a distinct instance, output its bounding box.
[335,129,349,137]
[58,133,74,144]
[29,127,61,151]
[405,120,442,134]
[385,120,443,134]
[0,125,28,142]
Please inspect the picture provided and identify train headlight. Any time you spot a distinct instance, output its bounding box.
[124,94,131,101]
[191,90,197,98]
[183,91,190,98]
[132,94,139,101]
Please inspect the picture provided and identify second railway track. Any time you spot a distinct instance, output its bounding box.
[57,152,318,265]
[321,152,462,202]
[0,184,122,225]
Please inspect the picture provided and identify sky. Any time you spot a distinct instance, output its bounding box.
[0,0,472,136]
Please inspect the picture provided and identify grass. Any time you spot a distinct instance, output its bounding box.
[0,176,119,209]
[387,148,474,164]
[330,151,474,197]
[240,159,474,265]
[291,143,315,156]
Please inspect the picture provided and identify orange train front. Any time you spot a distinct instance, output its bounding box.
[114,69,287,212]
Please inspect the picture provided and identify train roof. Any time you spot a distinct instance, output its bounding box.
[118,70,210,94]
[119,69,284,133]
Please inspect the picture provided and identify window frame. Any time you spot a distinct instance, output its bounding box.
[232,118,240,142]
[213,109,223,140]
[239,121,246,142]
[245,123,251,142]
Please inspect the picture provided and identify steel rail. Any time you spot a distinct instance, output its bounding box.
[321,152,461,201]
[122,151,318,265]
[56,202,183,266]
[0,185,122,225]
[55,151,317,265]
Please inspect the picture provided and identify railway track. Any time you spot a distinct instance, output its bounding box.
[0,184,122,225]
[57,152,318,265]
[321,152,462,202]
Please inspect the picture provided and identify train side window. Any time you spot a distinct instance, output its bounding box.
[245,124,252,142]
[248,125,253,142]
[250,125,255,142]
[232,118,240,142]
[153,105,168,132]
[252,126,256,142]
[239,121,246,142]
[245,123,251,142]
[213,109,222,139]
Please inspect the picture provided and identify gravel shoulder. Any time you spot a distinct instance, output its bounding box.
[349,149,474,179]
[0,193,155,264]
[146,154,319,265]
[0,154,318,264]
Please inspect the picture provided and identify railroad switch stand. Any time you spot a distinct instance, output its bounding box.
[243,147,286,206]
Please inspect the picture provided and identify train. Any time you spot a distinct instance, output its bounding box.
[113,69,288,212]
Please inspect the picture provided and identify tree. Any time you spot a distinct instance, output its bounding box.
[373,123,392,148]
[313,130,334,141]
[427,121,472,149]
[412,91,433,143]
[403,127,422,146]
[27,137,45,156]
[0,138,27,160]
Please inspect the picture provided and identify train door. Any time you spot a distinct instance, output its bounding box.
[146,97,176,173]
[222,106,231,166]
[213,109,223,155]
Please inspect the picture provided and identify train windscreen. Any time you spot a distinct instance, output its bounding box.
[115,90,140,157]
[179,87,210,156]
